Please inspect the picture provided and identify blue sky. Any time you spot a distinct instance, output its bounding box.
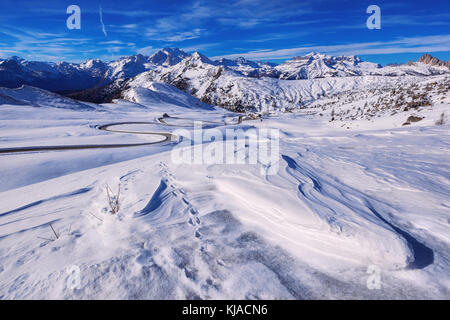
[0,0,449,65]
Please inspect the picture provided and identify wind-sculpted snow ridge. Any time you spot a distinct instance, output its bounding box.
[279,154,433,270]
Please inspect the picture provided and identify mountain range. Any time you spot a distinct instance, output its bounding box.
[1,48,449,94]
[0,48,189,93]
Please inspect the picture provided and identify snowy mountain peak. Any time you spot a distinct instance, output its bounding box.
[9,55,25,62]
[0,59,23,72]
[161,47,188,56]
[234,57,254,65]
[293,52,361,64]
[418,54,450,69]
[216,57,259,68]
[186,52,217,66]
[276,52,381,79]
[213,56,279,78]
[148,48,189,66]
[80,59,106,70]
[106,54,151,80]
[304,51,325,58]
[119,54,147,62]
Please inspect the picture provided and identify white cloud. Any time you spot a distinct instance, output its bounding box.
[99,40,125,45]
[137,46,159,56]
[165,29,205,42]
[122,24,138,29]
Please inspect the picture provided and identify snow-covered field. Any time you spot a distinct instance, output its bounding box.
[0,79,449,299]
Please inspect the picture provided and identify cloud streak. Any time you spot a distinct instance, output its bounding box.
[99,5,108,37]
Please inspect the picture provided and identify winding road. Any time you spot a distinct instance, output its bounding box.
[0,121,177,155]
[0,115,241,155]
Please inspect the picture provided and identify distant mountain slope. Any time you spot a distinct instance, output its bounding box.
[0,48,190,92]
[0,85,95,110]
[122,82,215,110]
[418,54,450,69]
[275,52,382,79]
[215,57,279,78]
[119,51,449,113]
[0,58,106,93]
[213,52,450,79]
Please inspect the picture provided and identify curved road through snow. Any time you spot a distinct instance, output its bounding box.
[0,115,241,155]
[0,121,176,155]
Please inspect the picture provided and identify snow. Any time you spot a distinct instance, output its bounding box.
[0,63,449,299]
[211,52,449,81]
[132,50,449,113]
[274,52,378,79]
[0,48,191,92]
[0,86,95,110]
[122,81,216,110]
